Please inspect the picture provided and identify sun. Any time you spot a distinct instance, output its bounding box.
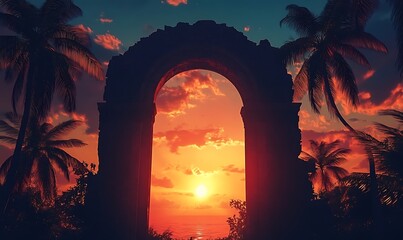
[194,184,208,198]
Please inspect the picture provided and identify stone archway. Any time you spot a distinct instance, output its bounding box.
[91,20,313,240]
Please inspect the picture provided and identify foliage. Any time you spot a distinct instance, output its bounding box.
[0,169,92,240]
[147,228,174,240]
[280,0,387,131]
[0,113,88,200]
[300,140,350,193]
[0,0,103,212]
[226,199,246,240]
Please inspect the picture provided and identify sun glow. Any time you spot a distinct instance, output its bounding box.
[194,184,208,198]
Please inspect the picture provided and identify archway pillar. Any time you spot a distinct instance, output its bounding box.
[94,101,156,239]
[242,102,309,239]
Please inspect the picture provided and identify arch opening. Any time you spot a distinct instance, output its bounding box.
[150,69,245,239]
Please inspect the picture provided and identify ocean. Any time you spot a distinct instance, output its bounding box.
[150,215,229,240]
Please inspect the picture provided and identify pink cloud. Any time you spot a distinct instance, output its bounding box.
[99,17,113,23]
[156,70,224,116]
[243,26,250,32]
[359,91,371,100]
[354,83,403,115]
[165,0,187,6]
[151,175,174,188]
[94,33,122,51]
[362,69,376,81]
[75,24,92,34]
[298,110,331,131]
[222,164,245,174]
[154,127,242,153]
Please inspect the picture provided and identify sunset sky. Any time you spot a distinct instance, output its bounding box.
[0,0,402,238]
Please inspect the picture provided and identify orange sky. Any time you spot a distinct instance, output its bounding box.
[149,70,245,237]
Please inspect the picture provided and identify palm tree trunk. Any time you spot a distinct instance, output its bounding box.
[323,79,383,236]
[0,64,35,216]
[366,146,384,237]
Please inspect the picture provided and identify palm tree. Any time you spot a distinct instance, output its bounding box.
[0,0,103,210]
[0,113,87,200]
[280,0,387,132]
[375,109,403,177]
[352,109,402,236]
[301,140,350,193]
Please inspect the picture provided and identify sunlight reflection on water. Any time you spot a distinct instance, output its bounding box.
[150,215,228,240]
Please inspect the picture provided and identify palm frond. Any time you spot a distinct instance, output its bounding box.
[332,43,370,67]
[40,0,82,24]
[45,120,82,140]
[319,0,351,30]
[280,4,318,36]
[0,117,19,137]
[0,156,12,179]
[51,52,77,112]
[306,52,325,113]
[327,166,349,181]
[293,60,309,101]
[378,109,403,124]
[350,0,379,29]
[0,135,17,145]
[330,52,359,106]
[47,139,86,148]
[280,37,313,65]
[35,154,57,200]
[53,38,104,80]
[375,123,402,138]
[0,0,36,17]
[48,152,70,181]
[342,31,388,53]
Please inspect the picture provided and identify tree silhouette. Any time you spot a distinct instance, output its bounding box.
[0,0,103,212]
[280,0,387,132]
[301,140,350,193]
[226,199,246,240]
[0,113,87,200]
[375,109,403,178]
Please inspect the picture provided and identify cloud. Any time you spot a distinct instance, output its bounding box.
[94,33,122,51]
[362,69,376,81]
[355,83,402,115]
[156,70,224,116]
[182,167,217,176]
[153,127,243,153]
[222,164,245,174]
[243,26,250,32]
[75,24,93,34]
[99,18,113,23]
[151,174,174,188]
[164,0,187,6]
[298,110,331,131]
